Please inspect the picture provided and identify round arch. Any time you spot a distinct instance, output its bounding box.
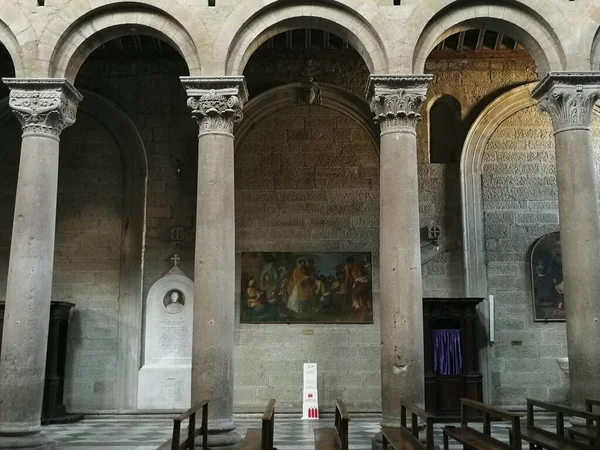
[0,20,23,78]
[40,4,201,82]
[236,83,379,151]
[410,2,566,76]
[0,90,148,411]
[221,3,389,76]
[591,27,600,70]
[0,0,37,77]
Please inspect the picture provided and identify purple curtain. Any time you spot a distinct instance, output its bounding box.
[433,329,462,375]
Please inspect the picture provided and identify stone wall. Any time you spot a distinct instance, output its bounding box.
[0,112,124,411]
[483,107,600,404]
[234,104,381,411]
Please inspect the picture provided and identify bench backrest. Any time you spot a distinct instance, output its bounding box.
[261,399,276,450]
[527,398,600,449]
[166,399,209,450]
[460,398,522,450]
[400,401,434,450]
[334,399,350,450]
[586,399,600,426]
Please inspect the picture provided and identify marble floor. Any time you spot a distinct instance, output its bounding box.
[42,415,556,450]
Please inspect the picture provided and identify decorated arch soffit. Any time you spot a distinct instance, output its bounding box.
[213,1,390,76]
[0,0,36,77]
[37,1,204,82]
[406,1,566,77]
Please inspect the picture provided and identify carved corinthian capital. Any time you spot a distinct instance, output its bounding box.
[3,78,82,140]
[366,75,433,134]
[532,72,600,133]
[180,76,248,136]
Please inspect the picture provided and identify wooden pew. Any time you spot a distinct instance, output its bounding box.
[443,398,522,450]
[518,398,600,450]
[240,399,276,450]
[157,399,209,450]
[381,401,434,450]
[314,399,349,450]
[568,399,600,445]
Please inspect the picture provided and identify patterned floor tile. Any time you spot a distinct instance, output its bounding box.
[41,415,557,449]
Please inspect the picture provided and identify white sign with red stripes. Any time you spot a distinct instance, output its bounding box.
[302,363,319,420]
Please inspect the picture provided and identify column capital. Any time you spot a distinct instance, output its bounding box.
[180,76,248,136]
[532,72,600,133]
[2,78,82,140]
[366,74,433,134]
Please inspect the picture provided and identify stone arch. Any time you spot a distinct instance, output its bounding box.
[461,84,537,298]
[591,27,600,70]
[410,2,566,76]
[220,2,389,76]
[41,3,201,82]
[236,83,378,151]
[0,0,37,77]
[77,90,148,410]
[0,91,148,411]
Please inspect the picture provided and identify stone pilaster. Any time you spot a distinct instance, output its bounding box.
[0,79,81,450]
[180,76,247,449]
[367,75,432,449]
[532,72,600,408]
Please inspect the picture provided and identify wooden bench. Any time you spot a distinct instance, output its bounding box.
[382,401,434,450]
[314,399,349,450]
[157,399,209,450]
[443,398,522,450]
[567,399,600,446]
[517,398,600,450]
[240,399,276,450]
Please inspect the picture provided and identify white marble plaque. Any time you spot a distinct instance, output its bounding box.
[138,266,193,409]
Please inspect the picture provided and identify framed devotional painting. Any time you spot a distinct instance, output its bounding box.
[530,231,565,322]
[240,252,373,324]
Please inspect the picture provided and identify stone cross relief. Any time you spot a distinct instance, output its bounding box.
[171,254,181,267]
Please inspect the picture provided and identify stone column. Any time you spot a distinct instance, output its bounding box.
[367,75,432,448]
[0,79,81,450]
[532,73,600,407]
[180,76,247,448]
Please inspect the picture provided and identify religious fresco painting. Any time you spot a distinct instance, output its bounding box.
[530,231,565,322]
[240,252,373,324]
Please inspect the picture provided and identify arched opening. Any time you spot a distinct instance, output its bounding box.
[411,2,566,76]
[232,31,381,411]
[52,33,197,412]
[429,95,462,164]
[221,2,388,75]
[0,41,17,305]
[44,5,201,82]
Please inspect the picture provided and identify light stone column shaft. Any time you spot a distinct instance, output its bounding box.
[533,73,600,407]
[367,75,432,431]
[181,76,247,449]
[0,79,81,450]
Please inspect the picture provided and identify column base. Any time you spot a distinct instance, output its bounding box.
[0,432,55,450]
[372,431,383,450]
[199,421,241,449]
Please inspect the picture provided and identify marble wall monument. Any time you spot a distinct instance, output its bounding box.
[138,255,194,409]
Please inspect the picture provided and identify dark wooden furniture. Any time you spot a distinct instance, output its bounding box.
[382,401,434,450]
[516,398,600,450]
[423,297,484,418]
[0,300,81,425]
[314,399,349,450]
[241,399,276,450]
[568,399,600,445]
[157,400,209,450]
[443,398,522,450]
